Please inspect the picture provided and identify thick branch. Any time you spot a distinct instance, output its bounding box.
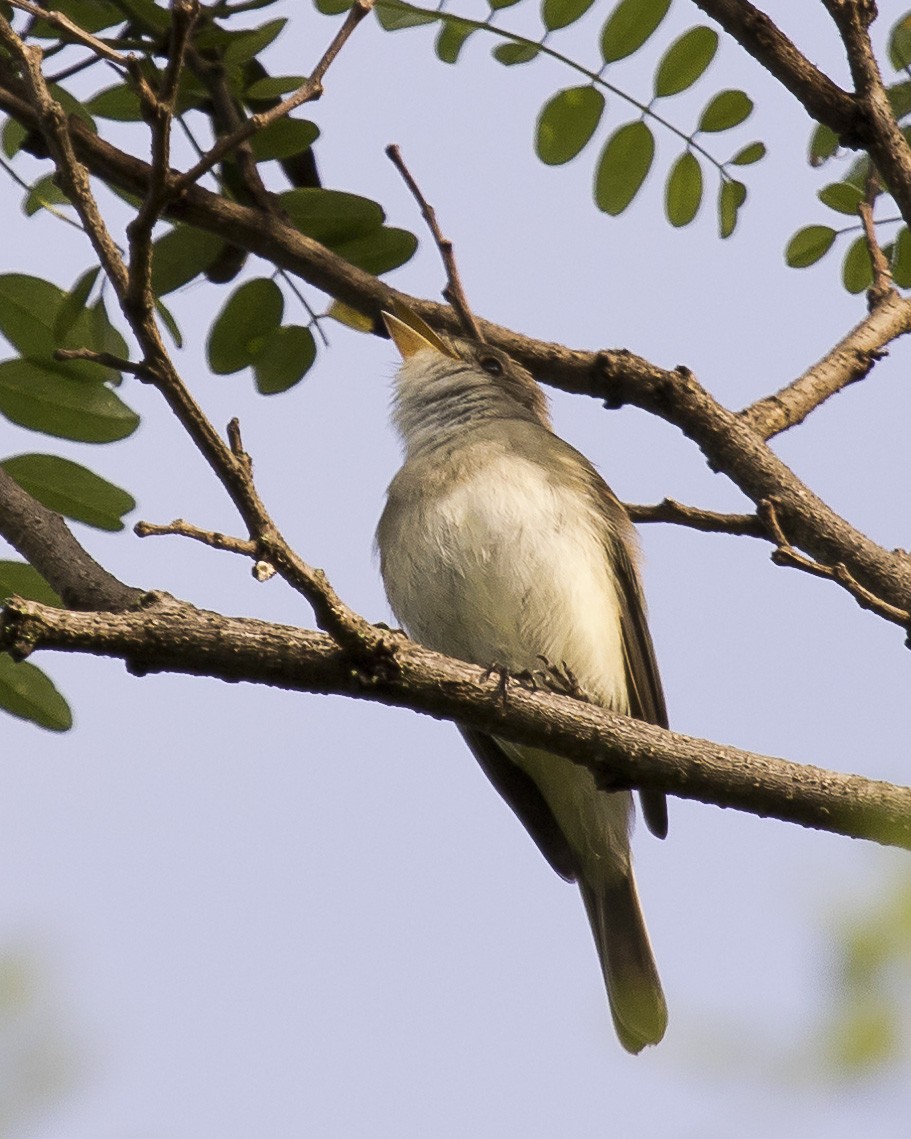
[1,594,909,849]
[0,468,141,610]
[739,290,911,437]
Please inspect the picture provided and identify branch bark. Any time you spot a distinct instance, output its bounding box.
[2,593,909,850]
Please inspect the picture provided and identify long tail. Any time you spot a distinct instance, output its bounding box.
[579,870,667,1054]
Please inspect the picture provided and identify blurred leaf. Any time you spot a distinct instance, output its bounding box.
[718,178,746,238]
[222,18,287,65]
[315,0,353,12]
[535,86,605,166]
[0,275,69,357]
[843,153,872,190]
[699,89,753,132]
[600,0,671,64]
[85,84,143,121]
[785,225,837,268]
[48,85,96,134]
[653,26,718,97]
[150,226,224,296]
[842,236,874,294]
[542,0,597,32]
[888,80,911,119]
[155,296,183,348]
[31,0,122,34]
[488,0,522,7]
[1,453,135,531]
[110,0,171,33]
[208,278,284,375]
[892,226,911,287]
[55,268,100,341]
[593,120,655,215]
[332,227,419,275]
[249,118,320,161]
[493,42,539,65]
[729,141,765,166]
[253,325,317,394]
[1,116,26,159]
[245,75,305,99]
[23,175,72,218]
[279,188,385,245]
[665,151,702,227]
[889,13,911,71]
[818,181,865,215]
[327,300,373,331]
[0,656,72,732]
[436,17,476,64]
[808,122,840,167]
[0,360,139,442]
[375,0,437,30]
[0,561,62,608]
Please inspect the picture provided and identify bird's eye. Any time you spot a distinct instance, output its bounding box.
[480,355,504,377]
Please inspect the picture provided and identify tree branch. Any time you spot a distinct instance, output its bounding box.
[738,290,911,438]
[1,593,909,850]
[626,498,765,537]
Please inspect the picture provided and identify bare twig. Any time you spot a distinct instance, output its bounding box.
[758,499,910,629]
[54,347,155,379]
[173,0,376,194]
[8,0,129,63]
[626,498,765,537]
[857,192,893,307]
[385,143,484,342]
[739,290,911,438]
[134,518,256,559]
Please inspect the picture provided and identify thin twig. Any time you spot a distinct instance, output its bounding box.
[134,518,256,558]
[173,0,375,194]
[758,499,910,629]
[857,189,894,308]
[626,498,765,537]
[385,142,484,343]
[7,0,129,63]
[54,347,155,379]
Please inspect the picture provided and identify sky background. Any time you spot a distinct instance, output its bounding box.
[1,1,910,1135]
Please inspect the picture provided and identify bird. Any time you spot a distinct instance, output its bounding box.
[375,304,668,1053]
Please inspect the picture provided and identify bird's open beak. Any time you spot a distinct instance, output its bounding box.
[382,302,459,360]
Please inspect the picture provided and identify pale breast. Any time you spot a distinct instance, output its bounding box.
[380,450,629,712]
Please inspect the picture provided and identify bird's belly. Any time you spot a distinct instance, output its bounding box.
[383,456,629,711]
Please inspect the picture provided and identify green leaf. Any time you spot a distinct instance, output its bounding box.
[0,655,72,732]
[32,0,122,34]
[535,86,605,166]
[889,14,911,71]
[23,175,72,218]
[249,118,319,161]
[245,75,305,100]
[0,275,67,357]
[279,188,385,245]
[729,141,765,166]
[842,236,873,294]
[0,561,62,608]
[375,0,437,31]
[488,0,522,7]
[818,181,864,216]
[600,0,671,64]
[150,226,224,296]
[1,453,135,531]
[2,116,27,159]
[718,178,746,239]
[435,17,477,64]
[887,80,911,120]
[109,0,171,34]
[493,42,539,65]
[155,296,182,348]
[542,0,597,33]
[48,85,96,134]
[208,278,284,375]
[665,151,702,227]
[593,120,655,215]
[808,122,840,167]
[0,360,139,443]
[653,26,718,98]
[222,18,287,65]
[85,83,143,121]
[252,325,316,394]
[698,89,753,133]
[785,225,837,269]
[55,268,100,341]
[332,227,419,275]
[892,226,911,288]
[315,0,353,12]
